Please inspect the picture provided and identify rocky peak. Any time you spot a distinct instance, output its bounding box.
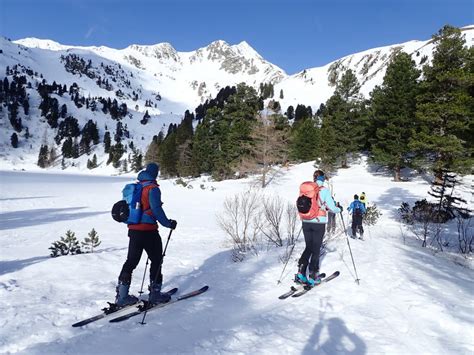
[127,42,180,63]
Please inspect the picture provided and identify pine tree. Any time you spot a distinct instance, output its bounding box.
[145,132,164,165]
[191,84,259,179]
[103,131,111,153]
[289,117,320,161]
[159,131,178,176]
[87,154,98,169]
[82,228,101,253]
[192,114,215,174]
[141,110,151,125]
[370,52,420,181]
[428,170,470,221]
[37,144,49,168]
[285,105,294,120]
[279,89,284,99]
[319,69,364,168]
[62,137,73,158]
[11,133,18,148]
[49,230,81,257]
[131,149,143,172]
[410,25,474,178]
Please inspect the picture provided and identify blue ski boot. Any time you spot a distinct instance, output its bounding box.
[295,265,308,284]
[307,270,322,287]
[149,282,171,305]
[115,281,139,307]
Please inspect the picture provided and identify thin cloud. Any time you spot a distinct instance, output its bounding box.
[84,26,97,39]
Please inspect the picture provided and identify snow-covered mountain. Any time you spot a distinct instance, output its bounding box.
[1,25,473,172]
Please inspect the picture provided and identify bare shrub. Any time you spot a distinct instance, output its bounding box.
[457,215,473,254]
[278,203,300,264]
[261,196,285,247]
[286,203,298,246]
[217,191,263,261]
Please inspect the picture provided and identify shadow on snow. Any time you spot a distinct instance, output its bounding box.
[0,207,108,230]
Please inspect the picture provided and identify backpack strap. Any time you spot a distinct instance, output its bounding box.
[139,181,159,217]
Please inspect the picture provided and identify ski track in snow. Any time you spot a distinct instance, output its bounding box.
[0,160,473,354]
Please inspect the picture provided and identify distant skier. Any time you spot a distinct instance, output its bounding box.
[360,192,367,208]
[347,194,366,239]
[296,170,341,286]
[325,176,336,235]
[114,163,177,307]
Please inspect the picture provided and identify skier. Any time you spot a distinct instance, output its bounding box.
[115,163,177,307]
[347,194,366,239]
[296,170,342,286]
[360,192,367,208]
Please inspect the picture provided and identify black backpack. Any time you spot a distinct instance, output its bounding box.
[111,200,129,223]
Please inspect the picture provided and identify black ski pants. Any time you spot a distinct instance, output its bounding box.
[119,229,163,285]
[298,222,325,274]
[351,214,364,237]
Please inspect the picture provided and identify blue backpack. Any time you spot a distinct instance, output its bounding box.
[111,182,148,224]
[354,201,364,217]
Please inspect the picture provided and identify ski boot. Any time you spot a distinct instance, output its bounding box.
[115,281,139,307]
[295,264,308,284]
[307,270,322,287]
[148,282,171,305]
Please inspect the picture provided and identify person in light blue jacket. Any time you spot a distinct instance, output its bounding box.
[297,170,342,286]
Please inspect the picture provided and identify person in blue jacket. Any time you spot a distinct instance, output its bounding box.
[115,163,177,307]
[347,194,366,239]
[297,170,342,286]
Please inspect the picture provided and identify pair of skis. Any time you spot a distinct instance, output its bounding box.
[72,286,208,327]
[278,271,340,299]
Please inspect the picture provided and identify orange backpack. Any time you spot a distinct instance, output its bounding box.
[296,182,324,220]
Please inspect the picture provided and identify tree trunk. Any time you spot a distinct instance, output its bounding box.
[341,156,348,168]
[394,166,401,182]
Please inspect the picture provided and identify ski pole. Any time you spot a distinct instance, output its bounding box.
[339,213,360,285]
[138,258,150,295]
[277,226,303,284]
[140,229,173,325]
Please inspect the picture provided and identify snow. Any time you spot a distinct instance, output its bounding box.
[1,160,473,354]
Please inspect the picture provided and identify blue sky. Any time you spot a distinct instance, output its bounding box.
[1,0,472,74]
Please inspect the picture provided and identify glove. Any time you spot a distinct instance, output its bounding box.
[169,219,177,230]
[336,202,343,212]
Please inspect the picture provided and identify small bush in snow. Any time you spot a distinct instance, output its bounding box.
[175,178,187,187]
[81,228,101,253]
[363,204,382,226]
[49,230,82,257]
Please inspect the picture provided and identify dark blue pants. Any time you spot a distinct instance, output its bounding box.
[351,214,364,237]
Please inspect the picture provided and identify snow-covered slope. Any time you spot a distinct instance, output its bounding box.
[0,161,472,354]
[1,26,473,173]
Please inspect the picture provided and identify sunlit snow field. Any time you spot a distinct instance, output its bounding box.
[0,161,473,354]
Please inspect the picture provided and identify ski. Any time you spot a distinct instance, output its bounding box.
[109,285,209,323]
[292,271,340,298]
[278,273,326,300]
[71,287,178,327]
